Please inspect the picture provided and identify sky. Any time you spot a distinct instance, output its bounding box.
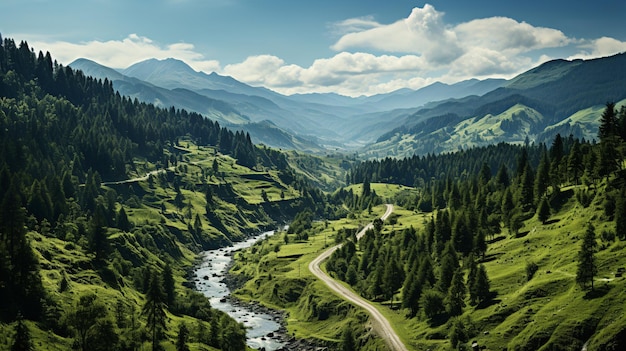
[2,0,626,97]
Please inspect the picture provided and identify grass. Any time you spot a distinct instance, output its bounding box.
[6,138,304,350]
[230,181,626,351]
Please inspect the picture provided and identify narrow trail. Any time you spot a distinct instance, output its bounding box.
[309,204,409,351]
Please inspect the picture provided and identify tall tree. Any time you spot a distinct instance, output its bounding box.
[576,223,598,290]
[142,271,168,351]
[11,313,33,351]
[598,102,618,142]
[446,268,466,316]
[534,150,551,201]
[176,323,190,351]
[163,263,176,307]
[567,140,584,185]
[470,264,490,305]
[537,197,551,224]
[615,190,626,240]
[518,164,535,212]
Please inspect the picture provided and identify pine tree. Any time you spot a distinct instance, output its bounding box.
[11,313,33,351]
[598,102,618,142]
[470,264,490,305]
[495,164,510,189]
[615,191,626,240]
[446,268,466,316]
[341,326,356,351]
[176,323,190,351]
[567,140,584,185]
[142,271,168,351]
[576,223,598,290]
[537,197,551,224]
[534,150,551,201]
[519,164,535,212]
[116,207,131,231]
[163,263,175,307]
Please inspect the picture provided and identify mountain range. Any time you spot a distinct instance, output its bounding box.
[70,53,626,156]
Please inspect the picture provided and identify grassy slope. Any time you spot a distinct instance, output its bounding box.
[230,182,626,351]
[0,140,300,351]
[363,99,626,158]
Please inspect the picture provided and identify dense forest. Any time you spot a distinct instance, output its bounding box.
[0,35,334,350]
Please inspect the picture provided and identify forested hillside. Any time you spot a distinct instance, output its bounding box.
[0,35,332,350]
[326,103,626,350]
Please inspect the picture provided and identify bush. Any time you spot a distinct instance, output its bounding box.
[526,261,539,281]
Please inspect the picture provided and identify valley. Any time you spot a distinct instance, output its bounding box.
[1,34,626,351]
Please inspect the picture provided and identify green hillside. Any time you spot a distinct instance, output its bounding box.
[0,36,333,350]
[230,104,626,350]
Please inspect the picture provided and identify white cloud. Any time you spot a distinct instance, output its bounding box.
[330,4,571,79]
[13,3,626,98]
[331,4,462,64]
[25,33,221,72]
[330,16,381,35]
[569,37,626,60]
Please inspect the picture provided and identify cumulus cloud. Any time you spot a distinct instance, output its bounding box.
[330,4,573,79]
[569,37,626,60]
[332,4,462,64]
[15,3,626,97]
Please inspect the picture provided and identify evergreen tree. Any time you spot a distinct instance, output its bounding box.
[116,206,131,231]
[470,264,490,305]
[597,102,620,180]
[501,188,514,216]
[89,204,110,263]
[163,263,175,307]
[449,318,468,349]
[598,102,618,142]
[576,223,598,290]
[615,191,626,240]
[361,176,371,197]
[142,271,168,351]
[176,323,190,351]
[438,243,459,293]
[11,313,33,351]
[495,164,510,189]
[402,262,422,317]
[534,150,551,201]
[341,326,356,351]
[567,140,584,185]
[537,197,551,224]
[446,269,466,316]
[519,164,535,212]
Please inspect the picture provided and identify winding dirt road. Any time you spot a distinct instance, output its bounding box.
[309,204,409,351]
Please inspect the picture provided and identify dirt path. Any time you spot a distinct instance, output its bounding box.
[309,204,408,351]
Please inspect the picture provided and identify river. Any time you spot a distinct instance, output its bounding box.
[193,230,286,351]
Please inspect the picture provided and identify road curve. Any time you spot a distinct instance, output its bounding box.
[309,204,408,351]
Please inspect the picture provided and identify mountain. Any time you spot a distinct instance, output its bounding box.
[118,58,509,146]
[368,53,626,157]
[70,58,249,124]
[360,78,507,111]
[70,58,326,151]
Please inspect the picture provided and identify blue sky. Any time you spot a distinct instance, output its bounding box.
[2,0,625,96]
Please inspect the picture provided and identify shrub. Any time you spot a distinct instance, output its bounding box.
[526,261,539,281]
